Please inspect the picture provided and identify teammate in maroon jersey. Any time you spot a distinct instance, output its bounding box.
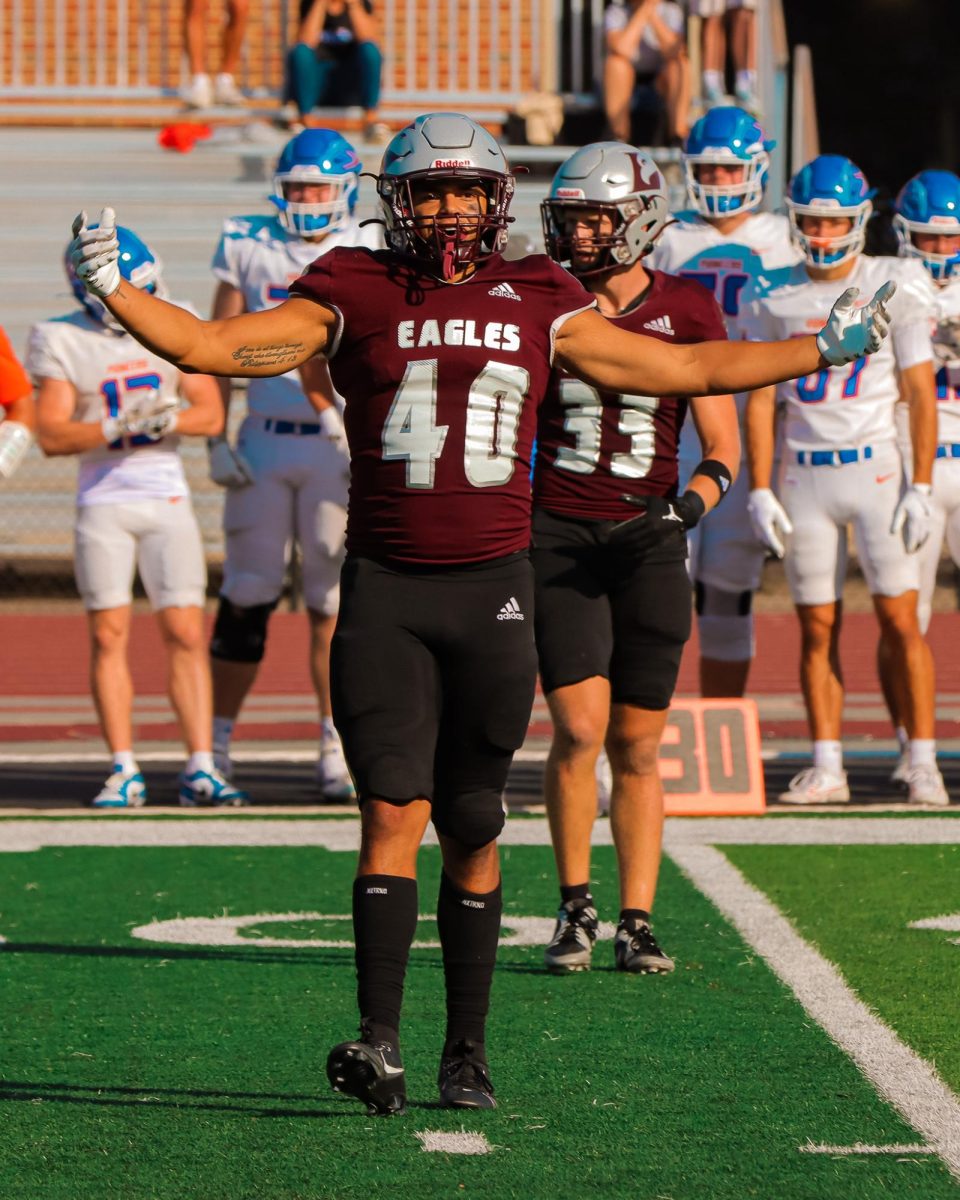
[68,112,894,1117]
[536,142,739,977]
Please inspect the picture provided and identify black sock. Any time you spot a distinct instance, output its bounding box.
[620,908,651,926]
[352,874,418,1045]
[560,883,593,905]
[437,871,502,1053]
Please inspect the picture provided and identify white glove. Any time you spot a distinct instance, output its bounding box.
[317,405,349,458]
[816,281,897,366]
[102,390,179,443]
[891,483,932,554]
[747,487,794,558]
[0,420,34,479]
[70,207,121,300]
[208,436,254,487]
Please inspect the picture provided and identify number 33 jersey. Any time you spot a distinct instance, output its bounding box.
[534,271,728,519]
[290,248,595,565]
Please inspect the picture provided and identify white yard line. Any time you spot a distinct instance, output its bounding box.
[799,1141,934,1156]
[671,844,960,1181]
[414,1130,493,1155]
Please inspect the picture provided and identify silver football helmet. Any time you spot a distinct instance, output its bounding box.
[541,142,670,276]
[377,112,515,279]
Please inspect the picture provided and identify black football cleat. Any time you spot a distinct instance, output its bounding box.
[543,897,599,973]
[438,1039,497,1109]
[326,1033,406,1116]
[614,916,675,974]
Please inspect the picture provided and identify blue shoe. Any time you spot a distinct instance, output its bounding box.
[91,767,148,809]
[178,766,249,807]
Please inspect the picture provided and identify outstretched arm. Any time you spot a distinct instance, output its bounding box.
[555,283,895,397]
[68,209,336,378]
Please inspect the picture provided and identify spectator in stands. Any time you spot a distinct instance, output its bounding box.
[182,0,249,109]
[285,0,389,144]
[688,0,757,111]
[603,0,690,147]
[0,327,35,480]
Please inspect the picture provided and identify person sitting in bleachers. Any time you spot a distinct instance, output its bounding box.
[285,0,389,144]
[603,0,690,147]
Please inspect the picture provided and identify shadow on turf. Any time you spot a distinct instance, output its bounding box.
[0,1079,443,1117]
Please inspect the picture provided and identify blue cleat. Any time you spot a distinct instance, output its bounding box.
[91,767,148,809]
[178,767,249,807]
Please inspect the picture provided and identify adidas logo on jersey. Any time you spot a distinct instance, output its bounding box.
[489,282,522,301]
[643,315,675,336]
[497,596,525,621]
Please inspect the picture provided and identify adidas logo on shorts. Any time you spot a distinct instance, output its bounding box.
[497,596,525,621]
[488,282,522,301]
[642,314,675,336]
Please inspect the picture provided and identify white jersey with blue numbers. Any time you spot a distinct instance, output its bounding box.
[745,256,935,452]
[25,309,192,506]
[932,274,960,444]
[647,210,801,336]
[211,214,382,422]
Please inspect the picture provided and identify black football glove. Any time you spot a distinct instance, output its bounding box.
[607,491,706,555]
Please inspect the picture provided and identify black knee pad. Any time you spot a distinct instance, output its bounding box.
[695,581,753,617]
[210,597,278,664]
[432,792,506,849]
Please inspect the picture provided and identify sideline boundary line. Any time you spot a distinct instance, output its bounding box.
[671,844,960,1181]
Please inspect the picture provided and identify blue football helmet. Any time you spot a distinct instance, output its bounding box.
[786,155,873,268]
[682,106,774,217]
[894,169,960,283]
[64,224,165,331]
[270,128,361,238]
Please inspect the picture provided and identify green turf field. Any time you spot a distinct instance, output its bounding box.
[1,829,958,1198]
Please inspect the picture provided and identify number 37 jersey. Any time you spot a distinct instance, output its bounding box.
[290,248,595,565]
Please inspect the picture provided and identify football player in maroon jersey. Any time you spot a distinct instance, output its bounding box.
[69,112,894,1117]
[536,142,739,977]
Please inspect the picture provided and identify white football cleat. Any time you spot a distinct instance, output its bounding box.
[905,763,950,807]
[213,73,245,106]
[778,766,850,805]
[92,767,147,809]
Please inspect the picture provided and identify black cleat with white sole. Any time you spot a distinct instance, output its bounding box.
[614,916,675,974]
[543,898,599,974]
[326,1033,406,1116]
[438,1039,497,1109]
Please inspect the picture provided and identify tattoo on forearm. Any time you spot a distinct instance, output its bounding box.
[232,343,304,369]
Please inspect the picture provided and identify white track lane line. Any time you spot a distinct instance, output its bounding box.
[799,1142,934,1156]
[670,844,960,1181]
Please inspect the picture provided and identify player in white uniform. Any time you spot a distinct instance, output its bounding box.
[879,170,960,785]
[206,129,382,798]
[745,155,947,806]
[28,227,247,808]
[648,105,801,697]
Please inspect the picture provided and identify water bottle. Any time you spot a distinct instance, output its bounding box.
[0,421,34,478]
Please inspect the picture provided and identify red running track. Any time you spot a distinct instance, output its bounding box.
[2,611,959,742]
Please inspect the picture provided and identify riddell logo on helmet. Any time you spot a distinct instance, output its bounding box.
[554,188,586,199]
[432,158,473,168]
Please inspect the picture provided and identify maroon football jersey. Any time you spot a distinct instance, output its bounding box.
[534,270,728,520]
[290,248,595,564]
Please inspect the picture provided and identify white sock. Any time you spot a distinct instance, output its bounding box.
[213,716,234,751]
[895,725,909,752]
[735,68,757,93]
[703,69,724,95]
[192,72,210,86]
[813,740,843,777]
[321,716,339,743]
[186,750,215,775]
[113,750,137,774]
[909,739,936,769]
